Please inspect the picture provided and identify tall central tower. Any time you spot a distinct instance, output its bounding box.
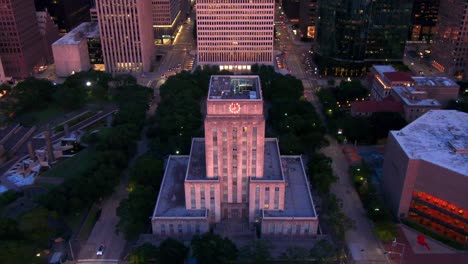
[205,76,265,208]
[196,0,275,70]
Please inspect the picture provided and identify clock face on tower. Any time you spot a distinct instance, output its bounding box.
[228,102,241,114]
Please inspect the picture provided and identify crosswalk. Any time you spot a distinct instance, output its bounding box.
[77,259,120,263]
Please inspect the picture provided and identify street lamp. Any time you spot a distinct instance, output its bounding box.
[86,81,92,87]
[175,150,180,154]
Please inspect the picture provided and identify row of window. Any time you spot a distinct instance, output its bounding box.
[197,10,272,15]
[197,16,273,20]
[197,5,274,9]
[198,26,273,30]
[198,42,273,46]
[198,31,271,36]
[159,223,201,235]
[199,52,272,63]
[198,37,273,41]
[266,222,312,235]
[198,21,273,25]
[197,0,274,3]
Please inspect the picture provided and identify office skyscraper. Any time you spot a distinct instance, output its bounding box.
[299,0,318,40]
[317,0,412,76]
[95,0,154,73]
[35,0,93,34]
[409,0,439,42]
[431,0,468,79]
[0,0,45,78]
[196,0,275,70]
[152,0,183,44]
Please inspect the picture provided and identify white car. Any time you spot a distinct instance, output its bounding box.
[96,244,105,256]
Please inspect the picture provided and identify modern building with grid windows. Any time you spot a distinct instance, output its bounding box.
[151,76,318,238]
[196,0,275,70]
[95,0,154,73]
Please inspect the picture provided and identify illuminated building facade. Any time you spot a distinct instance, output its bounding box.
[431,0,468,79]
[152,0,183,44]
[0,0,45,78]
[96,0,154,73]
[152,76,318,238]
[409,0,439,42]
[382,110,468,244]
[196,0,274,70]
[299,0,318,40]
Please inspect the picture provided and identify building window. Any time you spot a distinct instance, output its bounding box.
[161,224,166,234]
[191,186,196,209]
[264,187,270,209]
[274,187,280,209]
[200,187,206,209]
[210,186,215,218]
[255,186,260,210]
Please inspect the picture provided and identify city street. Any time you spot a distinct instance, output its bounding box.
[275,7,389,264]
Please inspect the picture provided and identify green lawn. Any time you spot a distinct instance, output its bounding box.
[39,149,97,178]
[17,105,64,126]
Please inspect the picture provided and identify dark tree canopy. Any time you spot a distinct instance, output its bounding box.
[191,233,238,264]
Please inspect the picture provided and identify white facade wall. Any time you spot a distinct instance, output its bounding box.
[52,41,91,77]
[196,0,274,67]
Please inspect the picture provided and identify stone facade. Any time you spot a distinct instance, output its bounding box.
[151,75,318,238]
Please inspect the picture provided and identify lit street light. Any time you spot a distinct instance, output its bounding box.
[86,81,92,87]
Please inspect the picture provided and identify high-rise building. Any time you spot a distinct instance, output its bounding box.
[36,10,60,64]
[34,0,93,34]
[316,0,412,76]
[0,0,46,78]
[152,0,183,44]
[299,0,318,40]
[382,110,468,244]
[196,0,275,70]
[431,0,468,80]
[95,0,154,73]
[151,75,318,237]
[409,0,439,42]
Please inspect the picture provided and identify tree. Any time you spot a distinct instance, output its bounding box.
[53,84,87,110]
[373,221,397,242]
[18,207,59,247]
[307,153,337,193]
[10,77,55,113]
[159,238,189,264]
[0,218,21,240]
[238,240,272,264]
[129,243,159,264]
[116,186,156,240]
[280,246,309,264]
[310,239,338,263]
[130,155,164,189]
[191,233,238,264]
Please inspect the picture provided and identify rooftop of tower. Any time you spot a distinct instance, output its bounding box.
[208,75,262,100]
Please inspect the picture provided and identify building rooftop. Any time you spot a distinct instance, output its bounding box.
[53,22,99,46]
[253,138,284,181]
[383,71,414,83]
[373,65,396,76]
[391,110,468,176]
[208,75,262,100]
[412,76,459,88]
[351,97,403,113]
[263,156,317,218]
[186,138,213,181]
[152,156,207,218]
[187,138,283,181]
[392,86,441,107]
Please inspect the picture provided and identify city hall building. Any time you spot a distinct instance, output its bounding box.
[151,76,318,237]
[382,110,468,244]
[196,0,275,70]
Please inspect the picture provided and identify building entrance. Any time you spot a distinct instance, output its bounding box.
[221,203,248,220]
